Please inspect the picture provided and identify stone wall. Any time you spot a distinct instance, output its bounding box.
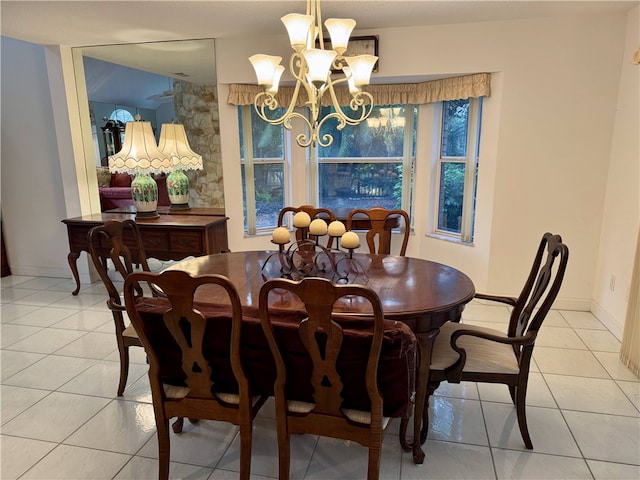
[173,80,224,208]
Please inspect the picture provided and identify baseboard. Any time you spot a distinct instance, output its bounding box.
[7,265,91,284]
[591,300,624,340]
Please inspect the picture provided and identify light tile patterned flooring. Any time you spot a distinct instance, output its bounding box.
[1,273,639,479]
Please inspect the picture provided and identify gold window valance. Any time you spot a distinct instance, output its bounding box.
[228,72,491,107]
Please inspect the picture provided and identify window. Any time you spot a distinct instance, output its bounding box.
[239,104,416,235]
[434,98,482,243]
[109,109,134,124]
[317,105,416,214]
[239,106,286,234]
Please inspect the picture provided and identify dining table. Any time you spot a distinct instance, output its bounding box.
[165,249,475,464]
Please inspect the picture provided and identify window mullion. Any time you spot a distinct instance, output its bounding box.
[460,99,479,242]
[241,106,257,235]
[401,105,414,224]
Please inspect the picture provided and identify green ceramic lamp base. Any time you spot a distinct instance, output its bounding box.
[131,172,160,220]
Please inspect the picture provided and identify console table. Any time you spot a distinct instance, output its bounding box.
[62,210,228,295]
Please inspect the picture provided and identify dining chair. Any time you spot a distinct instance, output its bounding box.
[259,276,407,480]
[411,232,569,450]
[124,269,268,480]
[346,207,410,256]
[87,219,154,396]
[278,205,336,248]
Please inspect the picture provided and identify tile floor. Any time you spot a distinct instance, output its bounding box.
[1,273,639,479]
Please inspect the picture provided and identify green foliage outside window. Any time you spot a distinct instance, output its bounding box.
[438,99,470,234]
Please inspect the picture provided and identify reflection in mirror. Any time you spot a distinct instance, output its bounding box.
[73,39,223,212]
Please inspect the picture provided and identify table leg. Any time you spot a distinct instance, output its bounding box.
[67,252,81,295]
[399,327,439,464]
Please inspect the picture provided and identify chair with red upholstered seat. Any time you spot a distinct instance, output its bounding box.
[124,269,268,480]
[259,276,416,480]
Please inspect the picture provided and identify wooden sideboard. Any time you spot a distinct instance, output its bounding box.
[62,209,228,295]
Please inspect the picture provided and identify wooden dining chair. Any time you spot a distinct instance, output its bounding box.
[259,276,404,480]
[411,232,569,450]
[124,269,268,480]
[278,205,336,248]
[346,207,410,256]
[87,219,153,396]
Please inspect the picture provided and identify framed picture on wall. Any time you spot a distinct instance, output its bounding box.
[319,35,379,73]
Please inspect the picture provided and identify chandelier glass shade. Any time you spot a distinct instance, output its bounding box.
[249,0,378,148]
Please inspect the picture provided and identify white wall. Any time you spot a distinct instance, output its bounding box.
[1,37,79,279]
[215,12,630,313]
[592,6,640,338]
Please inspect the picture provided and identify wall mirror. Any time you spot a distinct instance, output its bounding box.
[72,39,220,211]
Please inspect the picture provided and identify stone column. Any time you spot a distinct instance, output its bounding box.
[173,80,224,208]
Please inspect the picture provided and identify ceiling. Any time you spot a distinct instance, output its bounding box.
[2,1,636,48]
[2,1,636,109]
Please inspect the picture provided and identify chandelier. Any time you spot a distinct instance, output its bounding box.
[249,0,378,148]
[366,107,405,137]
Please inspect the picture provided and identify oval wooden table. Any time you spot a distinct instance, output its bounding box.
[166,250,475,464]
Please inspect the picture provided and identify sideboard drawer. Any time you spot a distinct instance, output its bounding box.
[68,225,93,250]
[169,230,203,254]
[141,231,169,251]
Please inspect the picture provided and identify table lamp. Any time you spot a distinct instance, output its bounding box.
[108,119,172,219]
[158,123,203,211]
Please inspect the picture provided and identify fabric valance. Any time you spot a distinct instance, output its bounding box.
[227,72,491,107]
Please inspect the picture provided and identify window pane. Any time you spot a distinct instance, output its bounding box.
[319,162,402,211]
[437,162,466,233]
[441,100,469,157]
[318,105,407,158]
[254,163,284,229]
[250,108,284,159]
[239,105,286,233]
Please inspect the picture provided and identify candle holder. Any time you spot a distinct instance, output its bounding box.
[334,247,369,284]
[261,240,367,284]
[262,223,367,284]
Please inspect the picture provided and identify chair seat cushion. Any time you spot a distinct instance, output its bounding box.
[287,400,390,428]
[122,324,139,339]
[431,322,520,375]
[163,384,261,406]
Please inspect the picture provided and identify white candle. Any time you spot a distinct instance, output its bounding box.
[272,227,291,244]
[341,231,360,249]
[328,220,346,237]
[292,211,311,228]
[309,218,328,236]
